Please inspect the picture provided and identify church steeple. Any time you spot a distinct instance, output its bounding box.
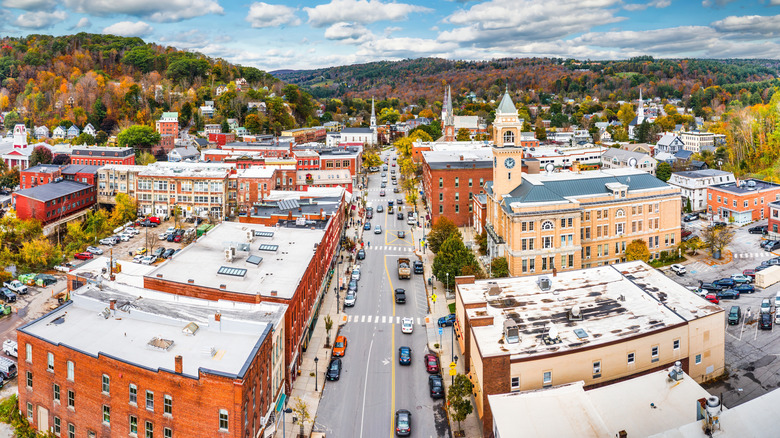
[638,88,644,120]
[370,97,376,129]
[443,85,455,141]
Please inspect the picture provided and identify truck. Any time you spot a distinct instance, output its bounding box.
[2,340,16,358]
[3,280,27,295]
[397,258,411,279]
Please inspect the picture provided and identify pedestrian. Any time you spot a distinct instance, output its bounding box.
[368,241,370,248]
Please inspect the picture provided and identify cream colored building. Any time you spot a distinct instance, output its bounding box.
[97,164,145,206]
[454,261,725,437]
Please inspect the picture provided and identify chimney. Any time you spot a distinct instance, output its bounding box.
[460,155,464,161]
[174,355,183,374]
[214,312,221,322]
[109,299,116,310]
[552,267,557,277]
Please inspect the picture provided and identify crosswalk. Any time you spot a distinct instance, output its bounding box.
[732,252,776,259]
[364,245,414,252]
[345,315,425,325]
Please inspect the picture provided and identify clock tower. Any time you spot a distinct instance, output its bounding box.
[491,86,524,196]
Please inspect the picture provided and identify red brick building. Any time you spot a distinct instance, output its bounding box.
[61,164,100,187]
[70,146,135,166]
[234,166,296,213]
[17,282,287,438]
[208,132,236,146]
[155,112,179,152]
[769,201,780,237]
[12,180,96,225]
[706,178,780,225]
[19,165,61,189]
[421,149,492,226]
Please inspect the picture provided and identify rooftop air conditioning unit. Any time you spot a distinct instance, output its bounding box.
[246,230,254,243]
[225,247,236,262]
[503,319,520,344]
[538,276,552,291]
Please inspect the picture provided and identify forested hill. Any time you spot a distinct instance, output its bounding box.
[0,33,281,133]
[273,57,780,105]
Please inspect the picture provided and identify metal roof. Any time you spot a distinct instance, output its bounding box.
[13,180,92,202]
[496,90,517,114]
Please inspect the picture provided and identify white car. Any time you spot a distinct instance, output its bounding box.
[670,264,686,275]
[141,255,157,265]
[159,232,170,240]
[344,292,356,307]
[401,317,414,334]
[133,255,145,263]
[124,227,140,235]
[117,234,130,242]
[99,237,117,245]
[86,246,103,255]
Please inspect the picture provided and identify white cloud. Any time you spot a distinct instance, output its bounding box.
[246,2,300,28]
[711,14,780,36]
[72,16,90,28]
[63,0,223,22]
[702,0,735,7]
[357,36,458,58]
[623,0,670,11]
[324,22,373,43]
[2,0,55,10]
[102,20,153,37]
[14,10,66,28]
[305,0,432,28]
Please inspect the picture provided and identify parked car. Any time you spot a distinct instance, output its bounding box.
[326,358,342,381]
[141,255,157,265]
[765,240,780,251]
[173,234,183,243]
[135,247,147,255]
[717,289,740,300]
[749,225,768,235]
[356,249,366,260]
[705,294,719,304]
[429,375,444,399]
[86,246,103,255]
[352,267,361,281]
[727,306,741,325]
[344,292,356,307]
[395,410,411,437]
[332,336,347,357]
[158,232,170,240]
[99,237,117,245]
[0,357,16,380]
[147,216,161,225]
[713,278,736,288]
[760,312,773,330]
[398,346,412,365]
[670,264,686,275]
[401,317,414,334]
[681,229,693,238]
[730,274,752,284]
[364,222,371,231]
[153,247,165,258]
[438,313,456,327]
[161,248,176,259]
[116,234,130,242]
[424,353,440,374]
[348,280,358,292]
[683,213,699,222]
[0,288,16,303]
[74,252,94,260]
[734,284,755,294]
[743,269,756,278]
[2,340,17,358]
[712,221,727,228]
[760,298,772,313]
[760,240,776,250]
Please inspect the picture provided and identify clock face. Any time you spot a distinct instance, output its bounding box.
[504,157,516,169]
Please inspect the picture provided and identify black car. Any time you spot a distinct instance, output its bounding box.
[700,282,722,292]
[398,346,411,365]
[749,225,768,235]
[393,187,400,193]
[326,358,342,381]
[161,248,176,259]
[712,221,728,228]
[717,289,740,300]
[429,375,444,399]
[396,198,403,205]
[413,260,424,274]
[734,284,755,294]
[713,278,736,288]
[0,288,16,303]
[765,241,780,251]
[759,312,773,330]
[755,265,769,272]
[395,409,411,437]
[397,212,404,220]
[395,288,406,304]
[166,232,176,242]
[356,249,366,260]
[683,213,699,222]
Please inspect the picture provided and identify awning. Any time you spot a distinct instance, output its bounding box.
[275,393,287,412]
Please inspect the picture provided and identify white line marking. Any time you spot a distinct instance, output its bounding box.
[361,315,366,323]
[359,338,374,438]
[382,316,386,323]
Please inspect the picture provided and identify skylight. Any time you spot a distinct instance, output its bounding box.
[217,266,247,277]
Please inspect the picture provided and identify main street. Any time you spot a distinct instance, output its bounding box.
[317,150,448,437]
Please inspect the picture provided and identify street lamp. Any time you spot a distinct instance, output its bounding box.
[282,407,293,438]
[314,357,319,392]
[452,355,459,385]
[446,272,449,293]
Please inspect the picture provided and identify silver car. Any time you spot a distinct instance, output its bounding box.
[86,246,103,255]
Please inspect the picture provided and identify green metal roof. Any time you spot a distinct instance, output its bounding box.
[496,90,517,114]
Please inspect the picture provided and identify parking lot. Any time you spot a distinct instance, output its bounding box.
[89,218,196,266]
[665,218,780,408]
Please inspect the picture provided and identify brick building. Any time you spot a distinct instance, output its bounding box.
[769,201,780,238]
[18,281,288,438]
[234,166,296,214]
[70,146,135,166]
[60,164,101,187]
[20,165,61,189]
[135,162,233,219]
[421,149,492,226]
[12,180,96,225]
[208,132,236,147]
[706,178,780,225]
[281,127,326,144]
[156,112,179,153]
[455,262,724,437]
[142,218,344,391]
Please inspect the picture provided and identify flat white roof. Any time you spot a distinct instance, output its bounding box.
[20,282,286,379]
[70,256,158,288]
[460,261,721,359]
[489,370,713,438]
[237,167,276,178]
[148,222,326,299]
[138,162,232,178]
[523,167,654,185]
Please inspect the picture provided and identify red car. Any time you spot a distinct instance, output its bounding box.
[74,252,94,260]
[424,353,440,374]
[743,269,756,279]
[705,293,719,304]
[147,216,161,224]
[173,234,182,243]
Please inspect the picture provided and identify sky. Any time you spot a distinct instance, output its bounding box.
[2,0,780,71]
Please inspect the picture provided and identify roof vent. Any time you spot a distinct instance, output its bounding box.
[668,360,684,381]
[225,247,236,262]
[147,337,174,351]
[201,346,216,357]
[538,276,552,291]
[487,283,502,296]
[568,305,583,321]
[503,319,520,344]
[182,322,199,336]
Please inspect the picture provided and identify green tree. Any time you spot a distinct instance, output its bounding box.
[491,257,509,278]
[476,230,488,255]
[291,397,311,438]
[117,125,160,149]
[95,130,109,145]
[428,217,461,254]
[378,107,400,124]
[3,110,20,127]
[29,146,53,167]
[324,314,333,347]
[456,128,471,141]
[684,198,692,213]
[139,152,157,166]
[447,373,474,434]
[625,239,650,262]
[221,119,230,133]
[433,234,478,288]
[71,132,95,145]
[656,161,671,182]
[244,113,264,134]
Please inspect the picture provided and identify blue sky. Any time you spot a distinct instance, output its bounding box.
[2,0,780,71]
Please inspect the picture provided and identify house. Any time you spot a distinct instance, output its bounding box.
[215,85,229,96]
[707,178,780,224]
[226,119,239,132]
[601,148,657,176]
[204,124,221,135]
[655,133,685,155]
[199,102,215,118]
[248,102,267,113]
[689,160,708,171]
[668,169,735,212]
[66,125,80,139]
[235,77,248,89]
[168,145,200,162]
[52,126,66,139]
[82,123,96,136]
[33,126,49,140]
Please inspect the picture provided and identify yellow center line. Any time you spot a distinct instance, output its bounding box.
[384,254,396,434]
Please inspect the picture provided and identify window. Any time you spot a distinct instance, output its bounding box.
[511,377,520,391]
[455,204,460,213]
[503,131,515,144]
[146,391,154,411]
[616,223,624,235]
[26,402,32,420]
[695,354,702,365]
[103,405,110,424]
[164,395,172,415]
[542,371,552,387]
[164,428,172,438]
[454,177,459,188]
[54,416,61,436]
[616,208,625,218]
[673,339,680,350]
[130,416,138,434]
[129,384,137,405]
[651,346,659,362]
[439,205,443,214]
[26,343,31,363]
[67,361,74,381]
[67,390,74,408]
[541,220,553,230]
[146,421,154,438]
[54,383,60,402]
[627,352,635,364]
[593,361,601,377]
[542,236,552,249]
[68,424,75,438]
[219,409,229,431]
[468,178,473,187]
[439,178,443,188]
[47,352,54,371]
[455,192,459,201]
[439,193,443,202]
[26,371,32,389]
[102,374,110,394]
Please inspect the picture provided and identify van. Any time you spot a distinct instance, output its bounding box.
[727,306,741,325]
[0,356,17,379]
[2,340,16,358]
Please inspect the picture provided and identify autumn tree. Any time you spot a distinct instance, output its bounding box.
[625,239,650,262]
[29,146,53,167]
[456,128,471,141]
[701,226,734,258]
[110,193,138,227]
[428,217,461,254]
[362,151,383,169]
[139,152,157,166]
[617,102,636,128]
[491,257,509,278]
[18,237,62,271]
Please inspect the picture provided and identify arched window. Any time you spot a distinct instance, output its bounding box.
[541,220,554,230]
[616,209,625,218]
[503,130,515,145]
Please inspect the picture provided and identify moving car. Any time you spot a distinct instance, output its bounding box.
[397,212,404,220]
[401,317,414,334]
[683,213,699,222]
[760,312,773,330]
[326,358,342,381]
[397,231,405,238]
[74,252,94,260]
[86,246,103,255]
[749,225,768,235]
[377,205,384,213]
[396,198,403,205]
[393,187,400,193]
[716,289,740,300]
[413,260,424,274]
[398,346,412,365]
[429,375,444,399]
[356,249,366,260]
[438,313,456,327]
[380,190,386,197]
[344,292,356,307]
[374,225,382,234]
[727,306,741,325]
[381,182,386,188]
[395,288,406,304]
[670,264,686,275]
[364,222,371,231]
[395,410,411,437]
[424,353,440,374]
[332,336,347,357]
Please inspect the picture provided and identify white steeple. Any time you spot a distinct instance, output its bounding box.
[638,88,644,120]
[370,97,376,129]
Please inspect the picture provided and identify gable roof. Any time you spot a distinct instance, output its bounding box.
[675,150,693,160]
[14,180,92,202]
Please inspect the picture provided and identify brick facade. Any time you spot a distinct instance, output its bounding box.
[71,147,135,166]
[13,181,96,225]
[422,160,492,227]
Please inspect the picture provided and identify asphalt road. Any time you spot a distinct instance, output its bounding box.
[317,151,448,438]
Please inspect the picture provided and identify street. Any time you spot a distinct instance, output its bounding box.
[316,150,449,437]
